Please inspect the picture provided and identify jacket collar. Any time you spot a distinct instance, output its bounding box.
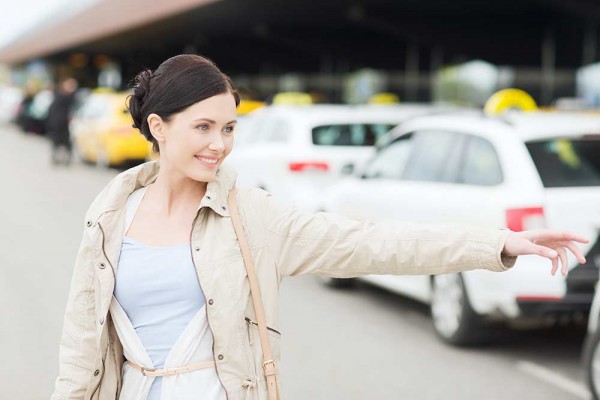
[87,160,237,223]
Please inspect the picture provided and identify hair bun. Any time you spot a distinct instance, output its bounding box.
[128,69,153,133]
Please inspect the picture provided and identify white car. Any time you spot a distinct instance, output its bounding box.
[324,109,600,345]
[226,104,449,212]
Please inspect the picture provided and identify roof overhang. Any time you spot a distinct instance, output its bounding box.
[0,0,218,64]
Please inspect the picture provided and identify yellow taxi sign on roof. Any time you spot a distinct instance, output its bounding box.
[238,99,266,115]
[92,87,116,94]
[368,92,400,104]
[272,92,312,105]
[484,89,538,115]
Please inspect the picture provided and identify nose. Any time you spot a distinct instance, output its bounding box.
[208,132,226,152]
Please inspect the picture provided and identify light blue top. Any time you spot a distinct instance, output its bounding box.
[114,185,205,400]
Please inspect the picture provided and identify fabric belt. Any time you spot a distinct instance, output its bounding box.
[126,359,215,377]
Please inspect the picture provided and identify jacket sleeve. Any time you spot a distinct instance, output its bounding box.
[255,189,517,279]
[51,223,98,400]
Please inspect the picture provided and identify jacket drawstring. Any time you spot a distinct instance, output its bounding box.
[242,379,256,400]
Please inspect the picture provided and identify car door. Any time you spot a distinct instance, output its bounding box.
[449,134,506,228]
[347,130,465,302]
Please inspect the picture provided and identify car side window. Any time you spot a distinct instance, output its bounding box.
[458,135,503,186]
[362,134,414,179]
[403,130,462,182]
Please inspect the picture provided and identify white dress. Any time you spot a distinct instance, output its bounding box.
[109,185,227,400]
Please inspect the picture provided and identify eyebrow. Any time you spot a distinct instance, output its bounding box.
[193,118,237,124]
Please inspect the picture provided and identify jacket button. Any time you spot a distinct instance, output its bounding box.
[221,206,227,211]
[99,262,106,269]
[208,299,214,305]
[218,354,224,361]
[99,317,104,325]
[206,195,212,200]
[94,369,100,376]
[195,246,200,252]
[86,221,93,227]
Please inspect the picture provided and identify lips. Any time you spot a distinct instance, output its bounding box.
[194,155,220,168]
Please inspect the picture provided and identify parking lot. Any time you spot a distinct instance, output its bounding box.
[0,123,592,400]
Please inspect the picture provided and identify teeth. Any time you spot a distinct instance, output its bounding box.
[197,157,218,164]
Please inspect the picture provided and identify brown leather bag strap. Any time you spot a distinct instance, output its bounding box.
[228,188,280,400]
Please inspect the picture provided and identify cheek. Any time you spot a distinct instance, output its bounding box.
[224,136,235,156]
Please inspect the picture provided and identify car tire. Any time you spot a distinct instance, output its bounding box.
[430,273,488,346]
[584,328,600,400]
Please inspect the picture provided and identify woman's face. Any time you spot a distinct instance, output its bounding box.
[156,92,238,182]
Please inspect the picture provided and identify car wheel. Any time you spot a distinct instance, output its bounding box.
[584,328,600,400]
[430,273,487,346]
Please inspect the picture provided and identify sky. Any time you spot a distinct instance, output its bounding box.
[0,0,78,49]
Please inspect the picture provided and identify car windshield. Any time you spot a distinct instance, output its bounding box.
[525,136,600,187]
[312,123,395,146]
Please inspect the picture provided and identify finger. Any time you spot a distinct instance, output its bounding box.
[551,255,558,276]
[557,247,569,276]
[558,241,587,264]
[528,243,558,259]
[528,230,589,244]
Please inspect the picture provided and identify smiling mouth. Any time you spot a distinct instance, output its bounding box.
[194,155,220,168]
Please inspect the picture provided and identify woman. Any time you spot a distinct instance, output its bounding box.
[47,77,78,165]
[50,54,588,400]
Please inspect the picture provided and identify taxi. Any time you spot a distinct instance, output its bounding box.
[226,95,448,213]
[70,89,151,167]
[324,89,600,345]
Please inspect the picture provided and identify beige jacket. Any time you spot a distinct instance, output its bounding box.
[51,160,516,400]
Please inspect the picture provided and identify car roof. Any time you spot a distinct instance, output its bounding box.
[249,103,452,124]
[501,111,600,140]
[396,110,600,142]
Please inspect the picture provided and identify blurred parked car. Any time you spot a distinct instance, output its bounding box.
[324,105,600,345]
[70,89,150,167]
[584,282,600,400]
[17,89,53,135]
[0,86,23,124]
[226,103,449,212]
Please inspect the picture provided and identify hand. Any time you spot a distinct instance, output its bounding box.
[502,229,589,276]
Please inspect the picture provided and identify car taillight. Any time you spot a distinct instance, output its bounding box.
[505,207,546,232]
[288,161,329,172]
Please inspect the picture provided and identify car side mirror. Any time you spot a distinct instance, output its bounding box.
[341,163,355,176]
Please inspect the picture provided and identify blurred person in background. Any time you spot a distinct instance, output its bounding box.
[51,54,589,400]
[47,77,78,165]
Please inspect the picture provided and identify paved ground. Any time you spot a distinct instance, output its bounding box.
[0,124,591,399]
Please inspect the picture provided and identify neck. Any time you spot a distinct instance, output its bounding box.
[147,162,207,217]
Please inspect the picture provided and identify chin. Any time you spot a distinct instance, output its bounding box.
[188,168,218,183]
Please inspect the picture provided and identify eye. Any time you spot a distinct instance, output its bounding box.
[197,124,210,132]
[223,126,235,135]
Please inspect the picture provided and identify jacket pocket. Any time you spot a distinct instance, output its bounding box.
[244,316,282,373]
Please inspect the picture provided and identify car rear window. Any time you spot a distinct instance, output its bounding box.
[526,137,600,187]
[312,124,395,146]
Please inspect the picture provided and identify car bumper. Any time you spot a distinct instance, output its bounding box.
[516,293,593,318]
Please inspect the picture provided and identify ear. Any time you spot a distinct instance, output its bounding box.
[147,113,166,145]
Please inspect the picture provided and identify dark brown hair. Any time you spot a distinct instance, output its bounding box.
[128,54,240,153]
